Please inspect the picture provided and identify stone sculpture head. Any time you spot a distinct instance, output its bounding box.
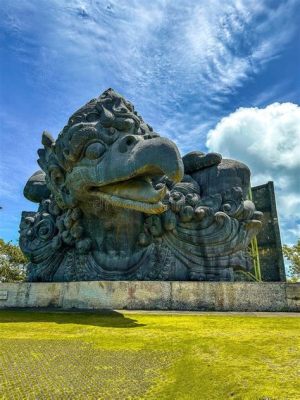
[36,88,183,215]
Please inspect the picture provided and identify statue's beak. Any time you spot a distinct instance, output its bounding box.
[121,136,184,183]
[82,135,184,213]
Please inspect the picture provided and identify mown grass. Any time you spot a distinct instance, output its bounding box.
[0,310,299,399]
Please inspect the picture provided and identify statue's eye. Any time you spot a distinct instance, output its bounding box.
[85,142,105,160]
[86,113,99,122]
[71,115,84,124]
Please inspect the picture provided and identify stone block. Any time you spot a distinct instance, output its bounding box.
[286,284,300,312]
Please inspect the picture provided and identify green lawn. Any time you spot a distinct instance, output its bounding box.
[0,310,299,400]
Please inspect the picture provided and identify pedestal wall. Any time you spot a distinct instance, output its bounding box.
[0,282,299,312]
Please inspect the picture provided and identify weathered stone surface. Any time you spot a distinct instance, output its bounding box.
[286,284,300,311]
[23,170,50,203]
[170,281,288,311]
[19,88,262,282]
[252,182,286,281]
[191,158,251,199]
[0,282,299,312]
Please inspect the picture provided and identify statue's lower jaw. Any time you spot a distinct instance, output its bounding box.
[87,178,167,214]
[92,192,167,213]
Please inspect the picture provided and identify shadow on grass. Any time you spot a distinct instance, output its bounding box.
[0,309,145,328]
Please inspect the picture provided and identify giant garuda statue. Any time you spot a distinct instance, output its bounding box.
[20,89,262,282]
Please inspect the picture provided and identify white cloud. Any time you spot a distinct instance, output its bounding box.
[181,0,297,102]
[206,102,300,244]
[1,0,298,137]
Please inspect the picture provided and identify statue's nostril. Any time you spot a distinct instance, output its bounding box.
[118,135,138,153]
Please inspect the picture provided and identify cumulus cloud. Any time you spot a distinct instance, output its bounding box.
[206,102,300,244]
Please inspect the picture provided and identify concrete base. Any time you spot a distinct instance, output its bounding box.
[0,282,299,312]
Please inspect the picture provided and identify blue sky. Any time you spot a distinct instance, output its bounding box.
[0,0,299,252]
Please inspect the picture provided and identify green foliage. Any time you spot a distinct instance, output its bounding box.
[0,311,299,399]
[0,238,27,282]
[283,238,300,279]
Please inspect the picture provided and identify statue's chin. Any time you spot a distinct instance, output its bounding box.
[86,178,167,214]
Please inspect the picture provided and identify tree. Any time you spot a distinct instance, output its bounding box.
[282,239,300,281]
[0,238,27,282]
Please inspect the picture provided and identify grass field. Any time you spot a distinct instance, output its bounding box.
[0,310,299,400]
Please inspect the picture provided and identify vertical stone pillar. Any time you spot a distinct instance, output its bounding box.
[252,181,286,281]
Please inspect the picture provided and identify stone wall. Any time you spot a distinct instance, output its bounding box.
[0,282,299,312]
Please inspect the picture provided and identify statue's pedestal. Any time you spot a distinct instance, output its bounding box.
[0,281,299,312]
